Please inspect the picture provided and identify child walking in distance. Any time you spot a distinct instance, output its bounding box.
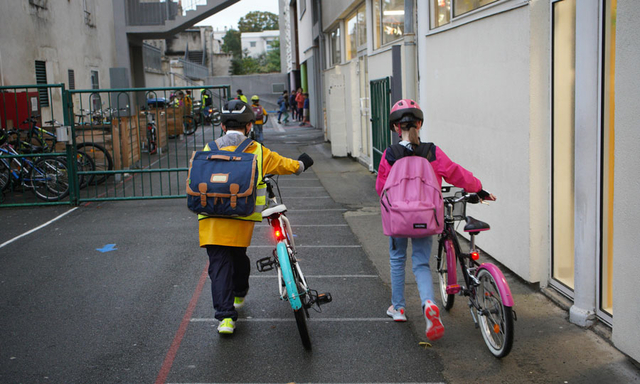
[375,99,495,341]
[199,100,314,335]
[250,95,268,143]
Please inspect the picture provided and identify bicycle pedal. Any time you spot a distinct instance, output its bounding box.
[446,284,461,295]
[256,257,275,272]
[316,292,332,305]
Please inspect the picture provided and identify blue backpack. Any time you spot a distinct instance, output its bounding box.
[186,138,258,217]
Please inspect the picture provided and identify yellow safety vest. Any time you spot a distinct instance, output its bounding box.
[197,141,266,222]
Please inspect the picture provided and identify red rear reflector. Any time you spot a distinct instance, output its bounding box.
[471,251,479,260]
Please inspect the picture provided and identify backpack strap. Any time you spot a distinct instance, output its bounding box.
[207,140,219,151]
[234,138,254,153]
[414,142,435,161]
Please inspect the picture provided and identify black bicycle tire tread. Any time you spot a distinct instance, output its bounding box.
[76,142,113,185]
[31,158,69,201]
[437,238,456,310]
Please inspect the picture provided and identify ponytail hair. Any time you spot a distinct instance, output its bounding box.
[408,127,420,148]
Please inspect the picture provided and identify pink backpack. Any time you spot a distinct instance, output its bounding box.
[380,144,444,238]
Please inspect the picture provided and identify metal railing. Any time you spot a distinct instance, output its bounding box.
[180,59,208,80]
[370,77,391,172]
[125,0,208,26]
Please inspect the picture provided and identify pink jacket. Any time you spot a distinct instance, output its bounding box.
[375,144,482,196]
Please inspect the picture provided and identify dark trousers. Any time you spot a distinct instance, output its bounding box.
[206,245,250,321]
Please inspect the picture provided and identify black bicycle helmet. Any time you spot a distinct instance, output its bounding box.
[389,99,424,130]
[221,99,255,128]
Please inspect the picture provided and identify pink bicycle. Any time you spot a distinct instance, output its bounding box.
[435,187,516,358]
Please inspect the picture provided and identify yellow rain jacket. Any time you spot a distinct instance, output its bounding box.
[198,132,301,247]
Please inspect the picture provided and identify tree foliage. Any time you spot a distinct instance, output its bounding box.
[221,29,242,57]
[238,11,279,32]
[230,39,281,75]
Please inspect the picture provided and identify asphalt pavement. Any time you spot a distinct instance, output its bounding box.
[0,117,639,384]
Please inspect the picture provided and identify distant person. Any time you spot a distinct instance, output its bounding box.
[289,89,297,120]
[277,91,290,124]
[302,93,310,126]
[250,95,268,143]
[295,88,304,122]
[236,89,248,104]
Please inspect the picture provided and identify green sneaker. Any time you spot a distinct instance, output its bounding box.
[218,318,235,334]
[234,296,246,309]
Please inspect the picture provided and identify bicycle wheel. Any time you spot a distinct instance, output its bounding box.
[77,143,113,185]
[0,160,10,192]
[147,125,157,155]
[30,157,69,201]
[76,150,96,189]
[276,242,311,349]
[183,115,198,135]
[212,111,221,126]
[476,268,514,358]
[292,263,312,350]
[436,238,456,310]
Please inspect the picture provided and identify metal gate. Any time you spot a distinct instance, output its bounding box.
[1,84,230,207]
[67,85,230,204]
[370,77,392,172]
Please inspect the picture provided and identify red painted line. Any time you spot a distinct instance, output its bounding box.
[155,265,209,384]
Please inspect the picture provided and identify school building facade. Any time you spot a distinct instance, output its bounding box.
[281,0,640,363]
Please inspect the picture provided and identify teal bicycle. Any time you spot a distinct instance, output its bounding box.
[256,174,332,350]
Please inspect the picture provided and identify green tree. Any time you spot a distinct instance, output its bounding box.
[264,38,281,73]
[238,11,279,32]
[222,29,242,57]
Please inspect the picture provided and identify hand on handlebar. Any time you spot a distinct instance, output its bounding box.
[298,153,313,171]
[477,189,496,202]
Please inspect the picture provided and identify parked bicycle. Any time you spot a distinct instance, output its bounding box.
[0,139,69,201]
[17,117,113,186]
[140,107,158,155]
[435,187,516,358]
[256,174,332,350]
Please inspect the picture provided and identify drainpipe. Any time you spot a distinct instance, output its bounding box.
[403,0,417,101]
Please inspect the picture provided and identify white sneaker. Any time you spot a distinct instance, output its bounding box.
[386,305,407,322]
[424,300,444,341]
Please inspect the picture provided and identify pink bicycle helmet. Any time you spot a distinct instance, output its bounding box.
[389,99,424,130]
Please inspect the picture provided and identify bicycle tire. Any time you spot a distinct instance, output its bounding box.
[292,262,312,350]
[76,150,96,189]
[212,111,222,126]
[147,125,157,155]
[436,238,456,310]
[30,157,69,201]
[0,159,10,192]
[476,268,514,358]
[183,115,198,135]
[76,143,113,185]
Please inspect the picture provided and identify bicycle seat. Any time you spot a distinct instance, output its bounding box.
[262,204,287,218]
[464,216,490,233]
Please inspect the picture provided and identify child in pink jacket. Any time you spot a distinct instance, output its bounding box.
[376,99,495,341]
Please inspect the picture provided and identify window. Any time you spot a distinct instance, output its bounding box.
[430,0,516,29]
[91,71,99,89]
[35,60,49,108]
[373,0,405,49]
[329,27,341,66]
[250,41,257,48]
[68,69,75,90]
[345,5,367,61]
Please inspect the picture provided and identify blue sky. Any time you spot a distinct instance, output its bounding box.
[196,0,279,32]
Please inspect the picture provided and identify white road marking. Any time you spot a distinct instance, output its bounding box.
[191,318,393,322]
[0,208,78,250]
[248,245,362,248]
[249,274,378,278]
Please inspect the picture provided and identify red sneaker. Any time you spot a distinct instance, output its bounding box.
[424,300,445,340]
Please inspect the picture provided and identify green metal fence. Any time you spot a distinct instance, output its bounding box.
[0,83,77,207]
[1,84,231,207]
[370,77,392,172]
[67,85,230,204]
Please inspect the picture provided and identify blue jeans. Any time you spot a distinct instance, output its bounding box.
[389,236,435,310]
[253,123,264,143]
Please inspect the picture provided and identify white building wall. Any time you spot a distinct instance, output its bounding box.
[297,0,314,64]
[612,0,640,364]
[419,7,534,281]
[241,31,280,58]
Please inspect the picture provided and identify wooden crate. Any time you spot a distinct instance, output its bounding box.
[165,105,185,136]
[111,116,140,169]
